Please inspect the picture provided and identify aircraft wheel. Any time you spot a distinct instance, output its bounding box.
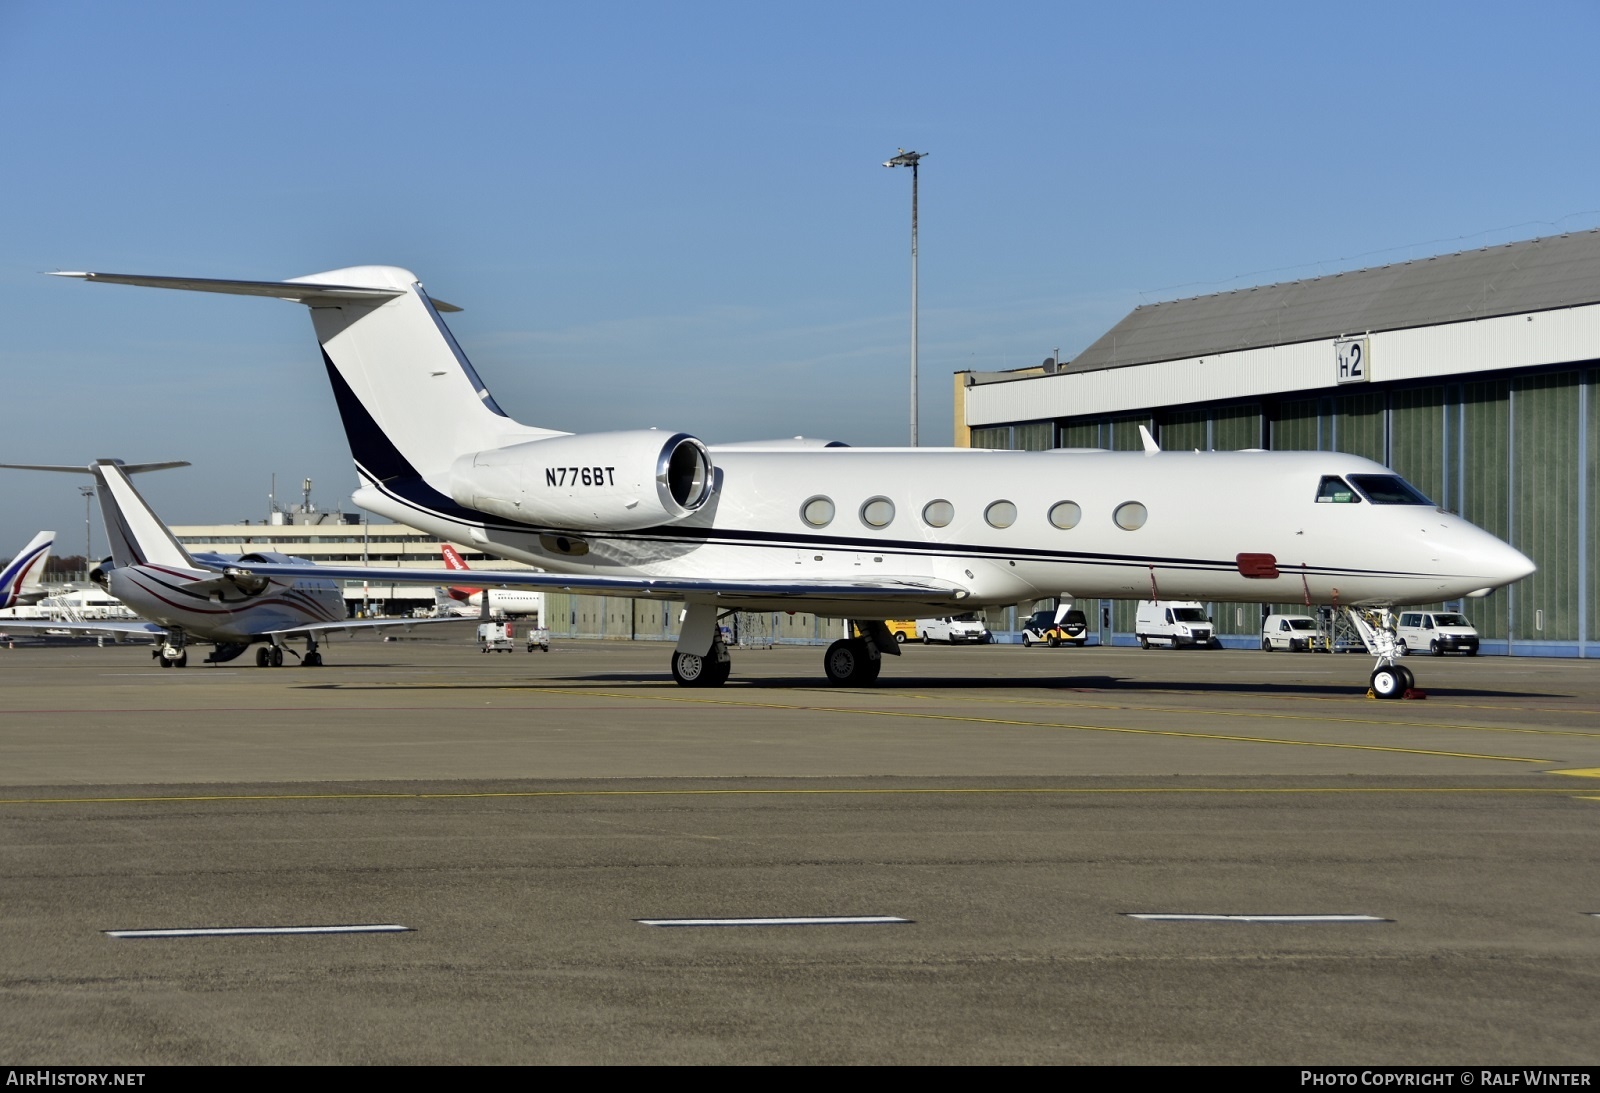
[672,651,710,686]
[1370,666,1405,700]
[824,638,878,685]
[256,647,270,667]
[304,651,322,668]
[1429,639,1441,656]
[706,656,731,686]
[1397,664,1415,692]
[158,655,172,668]
[174,652,188,668]
[270,647,284,668]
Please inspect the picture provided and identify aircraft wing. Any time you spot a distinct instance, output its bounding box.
[225,561,972,604]
[0,619,164,640]
[258,616,477,640]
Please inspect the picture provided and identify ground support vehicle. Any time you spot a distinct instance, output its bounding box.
[917,614,992,644]
[1395,611,1480,656]
[1135,601,1218,649]
[478,621,516,653]
[1261,613,1322,652]
[527,627,551,652]
[1021,607,1089,647]
[884,619,919,643]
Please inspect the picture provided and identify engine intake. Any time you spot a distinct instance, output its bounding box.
[451,430,714,531]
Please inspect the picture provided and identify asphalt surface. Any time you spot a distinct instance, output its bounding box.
[1,638,1597,1064]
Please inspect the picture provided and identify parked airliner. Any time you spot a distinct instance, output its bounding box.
[1,531,55,609]
[435,544,544,619]
[53,267,1536,695]
[0,459,463,666]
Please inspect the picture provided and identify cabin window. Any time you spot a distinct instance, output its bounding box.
[1316,476,1360,503]
[1048,501,1081,530]
[800,496,835,528]
[860,497,896,529]
[984,500,1017,529]
[1113,501,1147,530]
[921,499,955,527]
[1348,474,1433,506]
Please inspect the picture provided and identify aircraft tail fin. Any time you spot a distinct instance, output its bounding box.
[0,460,193,570]
[1,531,55,608]
[91,462,195,570]
[55,268,564,487]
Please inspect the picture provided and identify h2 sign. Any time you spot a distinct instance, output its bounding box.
[1335,338,1369,385]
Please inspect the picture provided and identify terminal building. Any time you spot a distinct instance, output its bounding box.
[956,229,1600,657]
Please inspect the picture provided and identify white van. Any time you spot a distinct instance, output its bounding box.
[1261,613,1321,652]
[917,613,993,644]
[1395,611,1479,656]
[1135,601,1217,649]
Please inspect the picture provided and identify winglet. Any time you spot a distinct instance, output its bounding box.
[1138,426,1161,453]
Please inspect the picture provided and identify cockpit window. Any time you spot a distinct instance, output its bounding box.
[1347,474,1433,506]
[1316,476,1360,503]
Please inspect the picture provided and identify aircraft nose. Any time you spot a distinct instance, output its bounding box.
[1471,535,1536,593]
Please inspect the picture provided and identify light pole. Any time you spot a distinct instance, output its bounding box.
[78,486,94,579]
[883,148,926,446]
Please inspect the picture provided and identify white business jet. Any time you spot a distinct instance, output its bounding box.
[0,531,56,609]
[52,267,1535,696]
[0,459,462,666]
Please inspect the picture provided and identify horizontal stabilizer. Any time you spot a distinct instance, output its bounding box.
[0,461,189,475]
[50,271,460,311]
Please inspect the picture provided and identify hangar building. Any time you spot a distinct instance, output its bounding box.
[957,230,1600,657]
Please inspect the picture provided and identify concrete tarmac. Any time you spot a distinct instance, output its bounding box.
[1,638,1597,1064]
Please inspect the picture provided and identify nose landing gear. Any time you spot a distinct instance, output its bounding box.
[1347,608,1424,700]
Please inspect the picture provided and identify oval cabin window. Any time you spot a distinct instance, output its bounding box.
[860,497,896,529]
[984,500,1017,529]
[1048,501,1081,530]
[801,496,835,528]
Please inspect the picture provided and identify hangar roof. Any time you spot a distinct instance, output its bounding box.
[1064,228,1600,375]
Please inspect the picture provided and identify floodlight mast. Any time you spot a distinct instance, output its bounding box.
[883,149,925,446]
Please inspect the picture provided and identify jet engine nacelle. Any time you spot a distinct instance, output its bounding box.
[450,430,715,531]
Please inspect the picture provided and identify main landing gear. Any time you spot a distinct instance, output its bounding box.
[667,608,901,688]
[823,637,881,685]
[252,637,322,668]
[669,604,733,687]
[672,642,730,687]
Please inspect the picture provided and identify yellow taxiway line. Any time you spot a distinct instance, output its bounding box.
[523,686,1551,765]
[1,785,1595,806]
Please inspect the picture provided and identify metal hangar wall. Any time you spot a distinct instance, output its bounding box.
[959,230,1600,657]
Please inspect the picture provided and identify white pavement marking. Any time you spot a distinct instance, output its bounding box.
[1122,913,1390,923]
[636,916,912,928]
[106,924,412,938]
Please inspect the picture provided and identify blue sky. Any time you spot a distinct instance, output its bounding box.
[3,0,1599,555]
